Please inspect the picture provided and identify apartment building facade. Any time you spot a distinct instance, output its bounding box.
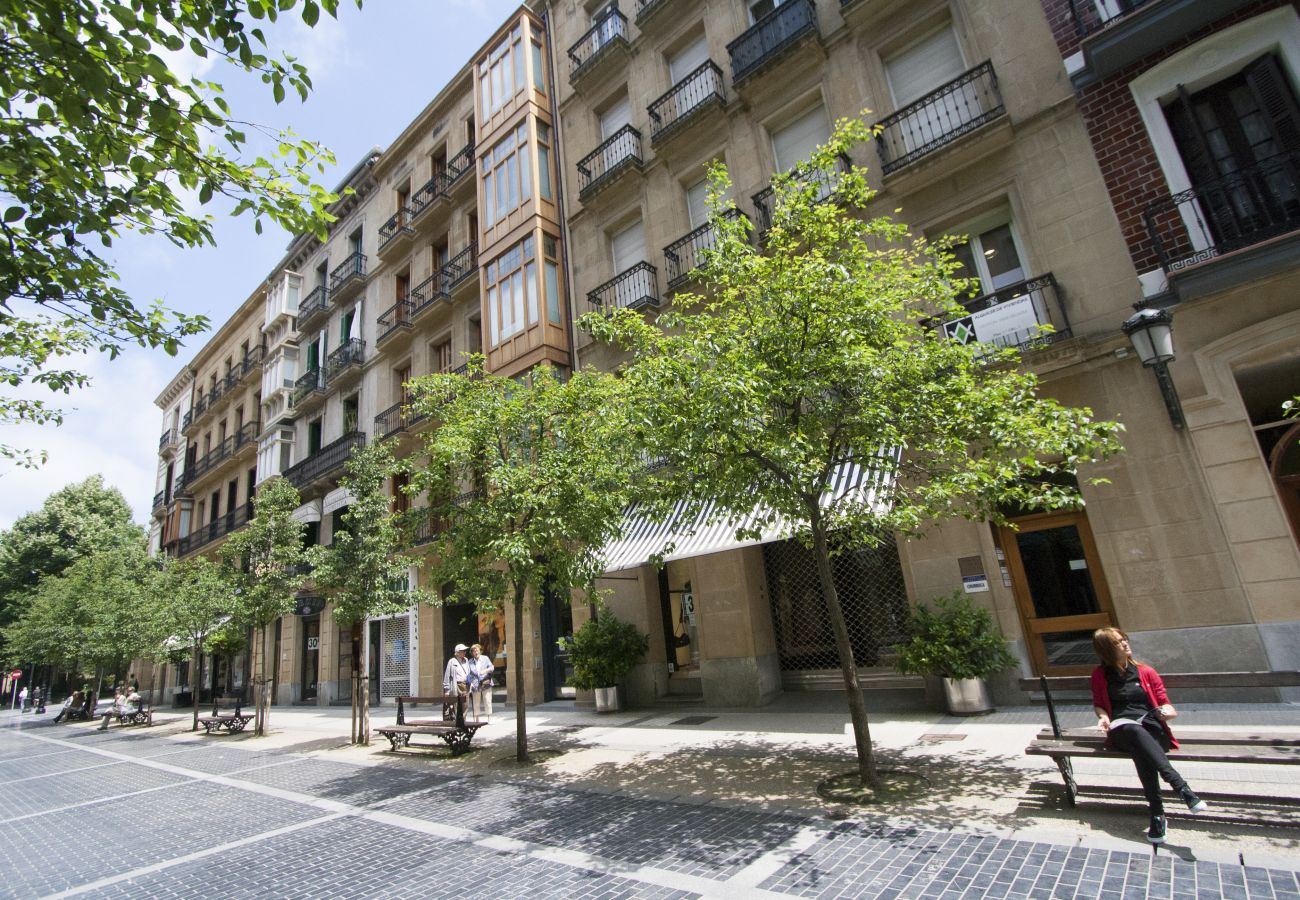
[147,0,1300,711]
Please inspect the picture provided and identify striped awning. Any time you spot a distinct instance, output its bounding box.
[291,499,322,523]
[601,460,895,574]
[322,487,356,515]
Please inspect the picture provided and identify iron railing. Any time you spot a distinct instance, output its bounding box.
[664,209,745,290]
[325,338,365,384]
[1065,0,1153,37]
[283,431,365,490]
[444,242,478,289]
[184,421,261,485]
[181,411,193,432]
[938,273,1071,351]
[411,271,449,317]
[727,0,818,85]
[377,300,414,344]
[588,261,659,312]
[177,502,254,556]
[375,401,414,439]
[634,0,679,25]
[292,368,323,407]
[1143,151,1300,274]
[378,207,415,251]
[568,5,628,80]
[158,429,177,451]
[152,490,165,512]
[329,251,367,295]
[752,153,851,235]
[297,284,329,330]
[578,125,643,199]
[412,172,449,215]
[876,61,1004,175]
[241,345,265,378]
[649,61,725,145]
[447,141,475,186]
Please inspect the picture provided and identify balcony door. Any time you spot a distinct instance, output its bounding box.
[599,95,632,174]
[999,511,1117,676]
[1164,54,1300,253]
[884,24,973,155]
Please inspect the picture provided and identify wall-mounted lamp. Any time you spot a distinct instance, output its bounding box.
[1122,308,1185,430]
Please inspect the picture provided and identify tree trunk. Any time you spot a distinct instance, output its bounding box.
[258,623,272,736]
[191,639,201,732]
[360,622,371,746]
[809,513,880,788]
[350,621,362,745]
[512,582,528,763]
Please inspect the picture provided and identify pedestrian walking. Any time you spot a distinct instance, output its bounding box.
[466,643,494,722]
[18,686,28,712]
[31,686,43,714]
[1091,627,1208,845]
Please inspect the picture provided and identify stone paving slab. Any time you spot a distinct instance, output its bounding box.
[231,755,459,805]
[0,758,188,819]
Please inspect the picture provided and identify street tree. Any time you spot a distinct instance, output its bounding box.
[0,0,360,466]
[309,440,429,744]
[583,117,1124,789]
[149,554,232,731]
[407,362,639,762]
[220,476,306,735]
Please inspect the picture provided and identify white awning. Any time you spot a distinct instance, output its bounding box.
[322,487,356,515]
[291,499,322,523]
[601,460,895,574]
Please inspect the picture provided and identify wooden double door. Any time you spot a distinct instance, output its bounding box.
[998,511,1117,676]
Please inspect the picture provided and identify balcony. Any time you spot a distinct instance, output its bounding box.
[184,421,261,487]
[325,338,365,386]
[181,410,193,433]
[411,172,449,223]
[158,428,179,454]
[1063,0,1256,88]
[411,271,449,319]
[375,401,414,440]
[875,61,1004,176]
[446,142,475,196]
[588,262,659,312]
[635,0,685,29]
[178,502,253,556]
[578,125,644,202]
[283,431,365,490]
[378,207,416,257]
[152,490,165,513]
[297,284,330,333]
[568,6,629,87]
[376,300,414,346]
[240,345,265,381]
[444,243,478,294]
[292,368,324,409]
[938,273,1072,352]
[329,252,367,304]
[727,0,819,87]
[752,153,850,236]
[401,507,445,548]
[649,61,725,147]
[1143,152,1300,296]
[664,210,745,291]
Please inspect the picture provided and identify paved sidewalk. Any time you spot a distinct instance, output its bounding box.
[2,695,1296,898]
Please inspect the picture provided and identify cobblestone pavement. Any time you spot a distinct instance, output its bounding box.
[0,717,1296,899]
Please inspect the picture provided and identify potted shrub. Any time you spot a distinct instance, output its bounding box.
[895,591,1018,715]
[558,612,649,712]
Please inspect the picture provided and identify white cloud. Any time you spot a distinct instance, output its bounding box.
[281,12,350,85]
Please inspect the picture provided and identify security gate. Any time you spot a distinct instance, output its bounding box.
[379,614,412,699]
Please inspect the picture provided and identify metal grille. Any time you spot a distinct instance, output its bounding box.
[380,615,411,699]
[764,537,910,672]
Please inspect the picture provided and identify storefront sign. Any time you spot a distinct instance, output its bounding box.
[306,637,319,651]
[294,595,325,616]
[962,575,990,593]
[943,294,1040,348]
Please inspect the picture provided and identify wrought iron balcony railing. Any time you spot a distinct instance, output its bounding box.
[444,242,478,289]
[177,502,253,556]
[1064,0,1154,37]
[325,338,365,384]
[375,400,414,439]
[937,273,1071,352]
[181,411,193,432]
[377,300,414,345]
[568,5,628,81]
[378,207,415,252]
[222,369,240,394]
[578,125,643,200]
[588,261,659,312]
[664,209,745,291]
[727,0,818,85]
[329,251,367,296]
[411,272,449,317]
[292,368,324,407]
[634,0,680,26]
[876,61,1003,176]
[152,490,165,512]
[1143,151,1300,274]
[283,431,365,490]
[412,172,449,215]
[297,284,329,330]
[158,429,177,451]
[447,141,475,186]
[752,153,851,235]
[649,61,725,145]
[240,345,265,378]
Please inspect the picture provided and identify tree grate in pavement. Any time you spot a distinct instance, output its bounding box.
[669,715,716,726]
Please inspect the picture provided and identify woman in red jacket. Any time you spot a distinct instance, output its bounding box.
[1091,627,1208,845]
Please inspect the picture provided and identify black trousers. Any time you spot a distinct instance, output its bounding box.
[1110,722,1188,815]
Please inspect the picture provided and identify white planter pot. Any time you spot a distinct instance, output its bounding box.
[942,677,993,716]
[593,686,620,713]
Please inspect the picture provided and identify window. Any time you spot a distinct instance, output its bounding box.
[748,0,785,23]
[396,365,412,403]
[611,220,645,275]
[669,34,709,86]
[885,24,966,109]
[687,179,709,227]
[599,96,633,173]
[543,234,562,326]
[340,307,357,343]
[531,39,546,94]
[482,121,532,227]
[949,220,1027,294]
[433,339,453,374]
[308,418,323,455]
[771,104,828,172]
[343,394,359,434]
[537,122,554,202]
[392,473,411,514]
[486,235,539,345]
[479,25,525,116]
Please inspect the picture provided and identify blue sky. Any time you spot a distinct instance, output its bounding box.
[0,0,522,530]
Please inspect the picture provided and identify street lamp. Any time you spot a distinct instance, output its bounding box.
[1122,308,1184,430]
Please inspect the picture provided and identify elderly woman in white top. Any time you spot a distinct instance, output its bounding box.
[466,643,495,721]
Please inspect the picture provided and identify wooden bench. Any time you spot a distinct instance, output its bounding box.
[197,696,254,734]
[1023,672,1300,807]
[112,700,153,727]
[373,694,486,756]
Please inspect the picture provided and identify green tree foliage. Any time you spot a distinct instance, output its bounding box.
[309,440,429,743]
[584,117,1124,787]
[0,475,137,660]
[148,554,231,730]
[220,475,305,734]
[408,362,639,762]
[0,0,359,465]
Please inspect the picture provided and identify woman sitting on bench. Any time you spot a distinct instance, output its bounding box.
[1091,627,1208,845]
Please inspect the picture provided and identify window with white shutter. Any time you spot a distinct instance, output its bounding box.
[885,25,966,109]
[611,220,645,274]
[771,104,829,172]
[669,35,710,85]
[686,179,709,228]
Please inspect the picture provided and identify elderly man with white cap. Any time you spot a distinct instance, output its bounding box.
[443,644,470,700]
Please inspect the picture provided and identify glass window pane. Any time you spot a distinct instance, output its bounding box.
[483,171,494,226]
[488,286,500,344]
[538,145,552,201]
[513,42,525,91]
[511,270,525,328]
[1039,630,1098,668]
[545,260,561,324]
[520,143,531,202]
[526,261,538,324]
[1014,526,1100,620]
[978,224,1025,290]
[506,155,517,210]
[532,42,545,93]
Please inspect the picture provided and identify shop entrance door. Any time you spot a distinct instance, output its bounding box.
[300,615,320,701]
[999,511,1117,675]
[540,588,574,700]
